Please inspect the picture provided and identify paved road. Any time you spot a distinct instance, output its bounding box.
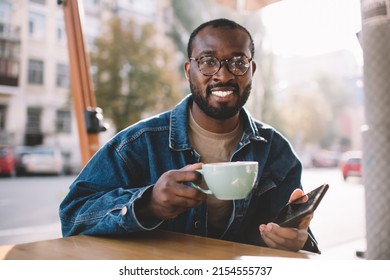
[0,168,366,258]
[301,168,366,258]
[0,175,74,245]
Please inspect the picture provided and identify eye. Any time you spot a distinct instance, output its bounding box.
[199,57,218,67]
[231,57,248,68]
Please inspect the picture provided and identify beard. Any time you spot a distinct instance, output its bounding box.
[190,80,252,120]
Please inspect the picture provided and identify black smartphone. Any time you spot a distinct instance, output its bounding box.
[272,184,329,228]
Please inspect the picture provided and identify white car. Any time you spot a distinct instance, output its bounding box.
[16,146,64,176]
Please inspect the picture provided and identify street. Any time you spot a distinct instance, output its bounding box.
[0,175,73,245]
[301,168,366,258]
[0,168,366,258]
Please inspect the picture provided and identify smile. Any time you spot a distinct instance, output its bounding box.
[211,90,233,97]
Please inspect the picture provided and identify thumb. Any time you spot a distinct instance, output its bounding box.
[289,188,305,203]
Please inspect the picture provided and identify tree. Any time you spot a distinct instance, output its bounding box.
[90,17,183,132]
[277,87,331,152]
[276,73,356,151]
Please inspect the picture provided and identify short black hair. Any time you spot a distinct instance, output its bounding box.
[187,18,255,59]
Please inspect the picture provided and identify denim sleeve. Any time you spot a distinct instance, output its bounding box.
[261,136,321,254]
[303,229,321,253]
[59,143,164,237]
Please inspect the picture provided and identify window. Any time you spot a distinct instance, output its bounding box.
[0,1,11,22]
[56,109,71,133]
[0,40,20,86]
[28,59,44,85]
[30,0,46,4]
[0,1,11,38]
[0,104,6,130]
[57,17,66,44]
[26,107,42,134]
[84,0,100,6]
[29,12,45,39]
[56,63,69,88]
[25,107,43,146]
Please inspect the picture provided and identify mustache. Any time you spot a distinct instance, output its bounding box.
[207,82,239,93]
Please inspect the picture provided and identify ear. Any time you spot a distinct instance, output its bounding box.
[184,61,190,80]
[251,60,257,75]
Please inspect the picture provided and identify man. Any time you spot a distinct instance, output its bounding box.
[60,18,320,253]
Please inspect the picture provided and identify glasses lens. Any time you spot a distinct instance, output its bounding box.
[228,56,250,76]
[198,57,219,75]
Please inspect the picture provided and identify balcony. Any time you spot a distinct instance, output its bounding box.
[0,23,20,88]
[0,74,18,87]
[0,22,21,42]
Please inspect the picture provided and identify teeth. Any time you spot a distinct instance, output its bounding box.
[212,91,233,97]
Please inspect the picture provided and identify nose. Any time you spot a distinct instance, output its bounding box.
[213,60,235,82]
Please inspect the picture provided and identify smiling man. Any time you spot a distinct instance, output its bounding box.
[187,24,254,123]
[60,18,320,253]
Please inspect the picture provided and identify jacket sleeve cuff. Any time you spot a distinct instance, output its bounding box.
[119,185,164,231]
[302,229,321,254]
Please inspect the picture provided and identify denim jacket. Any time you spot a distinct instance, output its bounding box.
[59,95,320,253]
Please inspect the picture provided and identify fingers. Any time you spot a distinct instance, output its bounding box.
[180,162,203,172]
[298,213,313,229]
[259,223,309,252]
[147,164,207,220]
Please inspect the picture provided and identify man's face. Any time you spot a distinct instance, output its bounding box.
[185,26,256,120]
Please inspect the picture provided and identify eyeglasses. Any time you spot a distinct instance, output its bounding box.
[189,55,252,76]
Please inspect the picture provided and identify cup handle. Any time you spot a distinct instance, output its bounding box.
[189,169,213,195]
[189,182,213,195]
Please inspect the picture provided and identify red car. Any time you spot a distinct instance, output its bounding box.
[0,146,15,177]
[339,151,362,180]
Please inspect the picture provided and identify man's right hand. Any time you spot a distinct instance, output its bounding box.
[136,163,207,220]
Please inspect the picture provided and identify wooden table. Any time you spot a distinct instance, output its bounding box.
[0,230,317,260]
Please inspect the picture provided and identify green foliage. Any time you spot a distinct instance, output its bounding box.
[90,17,183,132]
[278,89,331,147]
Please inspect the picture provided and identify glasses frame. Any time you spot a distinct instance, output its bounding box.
[189,55,253,76]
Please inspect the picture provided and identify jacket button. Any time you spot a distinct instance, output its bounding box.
[121,206,128,216]
[194,221,201,229]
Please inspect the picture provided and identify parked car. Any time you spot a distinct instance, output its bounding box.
[14,146,64,176]
[339,150,362,180]
[14,146,32,176]
[62,151,82,175]
[311,150,340,168]
[0,146,15,177]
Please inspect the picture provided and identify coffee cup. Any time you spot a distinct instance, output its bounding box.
[190,161,258,200]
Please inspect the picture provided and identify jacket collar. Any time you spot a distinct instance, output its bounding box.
[169,94,267,151]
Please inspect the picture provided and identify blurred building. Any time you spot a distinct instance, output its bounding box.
[0,0,173,168]
[274,50,365,152]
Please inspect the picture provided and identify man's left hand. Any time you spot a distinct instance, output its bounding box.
[258,189,313,252]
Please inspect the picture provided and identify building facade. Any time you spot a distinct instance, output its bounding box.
[0,0,172,170]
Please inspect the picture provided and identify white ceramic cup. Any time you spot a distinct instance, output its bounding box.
[191,161,258,200]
